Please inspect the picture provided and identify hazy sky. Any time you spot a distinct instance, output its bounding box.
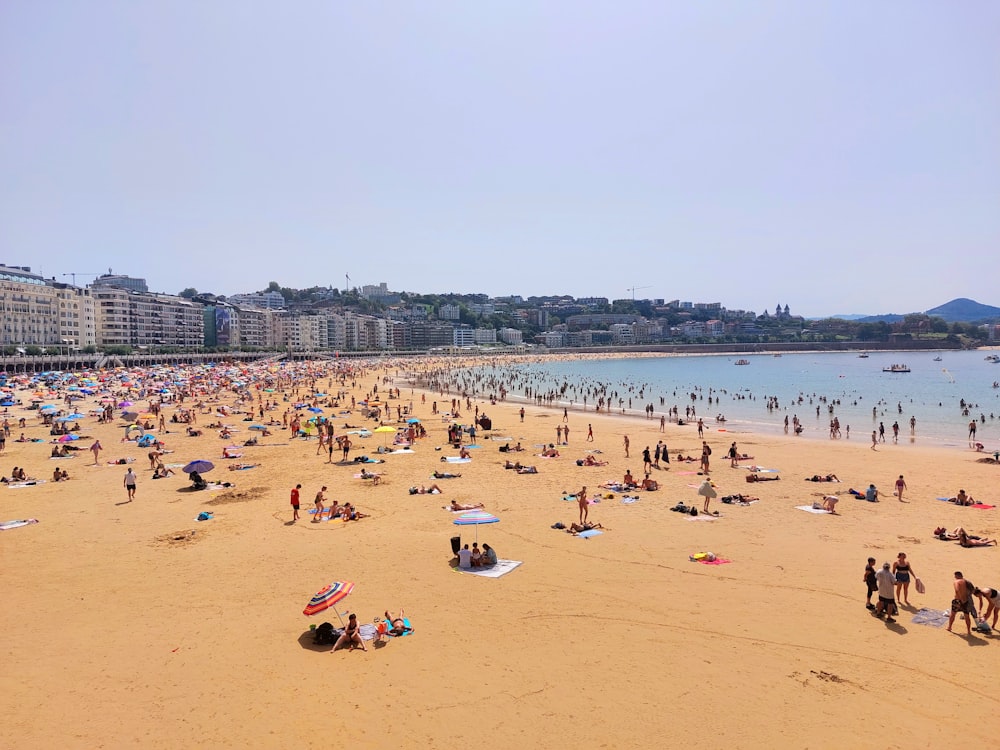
[2,2,997,317]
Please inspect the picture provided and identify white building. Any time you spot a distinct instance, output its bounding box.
[453,326,476,347]
[498,327,523,345]
[439,304,461,321]
[473,328,497,344]
[229,291,286,309]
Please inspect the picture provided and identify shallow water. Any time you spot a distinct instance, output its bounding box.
[451,350,1000,448]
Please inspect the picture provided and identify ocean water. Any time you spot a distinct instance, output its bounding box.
[449,350,1000,449]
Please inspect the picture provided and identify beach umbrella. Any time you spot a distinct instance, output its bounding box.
[249,423,267,431]
[406,418,420,424]
[303,581,355,625]
[118,401,133,408]
[121,411,139,422]
[374,425,396,446]
[57,413,85,421]
[182,460,215,474]
[1,400,15,407]
[452,510,499,542]
[57,434,80,442]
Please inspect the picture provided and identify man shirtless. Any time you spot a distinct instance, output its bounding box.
[312,486,327,522]
[947,571,977,634]
[449,500,484,511]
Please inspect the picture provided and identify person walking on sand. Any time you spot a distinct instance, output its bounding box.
[290,483,301,521]
[864,557,878,610]
[90,439,103,465]
[701,441,711,474]
[729,441,739,468]
[893,552,916,606]
[519,407,525,423]
[575,486,589,524]
[623,435,630,458]
[586,424,593,442]
[948,571,976,635]
[697,418,704,438]
[894,475,907,502]
[871,431,878,451]
[312,486,327,522]
[642,446,652,473]
[123,467,137,502]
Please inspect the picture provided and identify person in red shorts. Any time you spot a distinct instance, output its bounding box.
[290,483,301,521]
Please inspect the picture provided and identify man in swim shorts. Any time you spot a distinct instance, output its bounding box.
[948,571,976,635]
[873,562,897,623]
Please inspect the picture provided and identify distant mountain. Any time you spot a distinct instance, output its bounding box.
[924,298,1000,322]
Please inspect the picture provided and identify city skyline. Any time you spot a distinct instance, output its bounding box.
[3,3,998,317]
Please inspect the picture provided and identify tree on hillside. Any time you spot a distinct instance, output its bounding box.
[179,288,198,298]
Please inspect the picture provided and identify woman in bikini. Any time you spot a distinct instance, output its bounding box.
[333,613,367,652]
[892,552,916,605]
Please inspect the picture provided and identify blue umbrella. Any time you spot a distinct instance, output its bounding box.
[57,413,85,421]
[249,423,267,431]
[182,460,215,474]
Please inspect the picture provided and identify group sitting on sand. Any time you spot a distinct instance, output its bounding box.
[540,445,560,457]
[504,460,538,473]
[456,541,498,568]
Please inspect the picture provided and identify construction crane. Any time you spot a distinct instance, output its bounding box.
[627,285,652,300]
[62,272,102,286]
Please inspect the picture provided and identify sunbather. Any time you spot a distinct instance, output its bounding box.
[641,475,659,491]
[806,474,840,482]
[516,465,538,474]
[450,500,484,511]
[577,455,608,467]
[432,471,461,479]
[567,521,604,534]
[746,473,780,482]
[949,490,975,506]
[333,613,367,652]
[959,529,996,547]
[375,609,413,641]
[408,484,443,495]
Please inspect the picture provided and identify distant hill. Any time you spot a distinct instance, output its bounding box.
[924,298,1000,322]
[856,314,905,324]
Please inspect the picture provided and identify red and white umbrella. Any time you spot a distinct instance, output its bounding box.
[303,581,355,624]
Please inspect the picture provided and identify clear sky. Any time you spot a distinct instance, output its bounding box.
[2,2,997,317]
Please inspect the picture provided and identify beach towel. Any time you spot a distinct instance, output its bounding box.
[687,514,720,521]
[0,519,39,530]
[972,503,995,509]
[690,553,731,565]
[443,457,471,463]
[622,496,639,504]
[576,529,603,538]
[389,449,415,454]
[375,618,414,639]
[795,505,832,514]
[911,608,949,628]
[458,559,522,578]
[5,480,45,488]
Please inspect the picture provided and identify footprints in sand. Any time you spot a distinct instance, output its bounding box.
[152,529,203,548]
[203,486,268,506]
[789,670,853,690]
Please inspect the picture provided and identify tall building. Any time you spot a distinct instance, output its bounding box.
[92,287,203,348]
[92,271,149,293]
[0,265,60,346]
[229,291,286,310]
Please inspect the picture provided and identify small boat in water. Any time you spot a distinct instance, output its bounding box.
[858,353,869,358]
[883,364,911,373]
[933,356,942,362]
[986,354,1000,363]
[734,359,750,366]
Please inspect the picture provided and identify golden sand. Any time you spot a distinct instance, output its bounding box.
[1,356,998,749]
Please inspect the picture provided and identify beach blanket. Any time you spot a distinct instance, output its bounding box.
[4,480,46,488]
[690,553,731,565]
[457,559,522,578]
[576,529,603,538]
[795,505,832,514]
[622,496,639,504]
[972,503,995,510]
[389,449,415,454]
[443,457,471,463]
[687,514,720,521]
[375,618,413,639]
[49,455,76,460]
[911,608,950,628]
[744,467,780,473]
[0,519,39,530]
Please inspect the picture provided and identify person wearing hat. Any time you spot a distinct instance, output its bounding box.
[873,562,898,623]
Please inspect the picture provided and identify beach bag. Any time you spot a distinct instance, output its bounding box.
[915,578,925,595]
[314,622,337,645]
[705,446,712,455]
[690,507,699,516]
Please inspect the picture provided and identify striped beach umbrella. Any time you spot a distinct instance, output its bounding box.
[303,581,355,624]
[452,510,499,542]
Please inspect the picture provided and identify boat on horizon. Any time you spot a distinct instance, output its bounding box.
[986,354,1000,363]
[734,359,750,366]
[933,356,943,362]
[858,353,869,358]
[883,364,911,373]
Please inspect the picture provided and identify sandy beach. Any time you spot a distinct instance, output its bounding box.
[2,355,998,749]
